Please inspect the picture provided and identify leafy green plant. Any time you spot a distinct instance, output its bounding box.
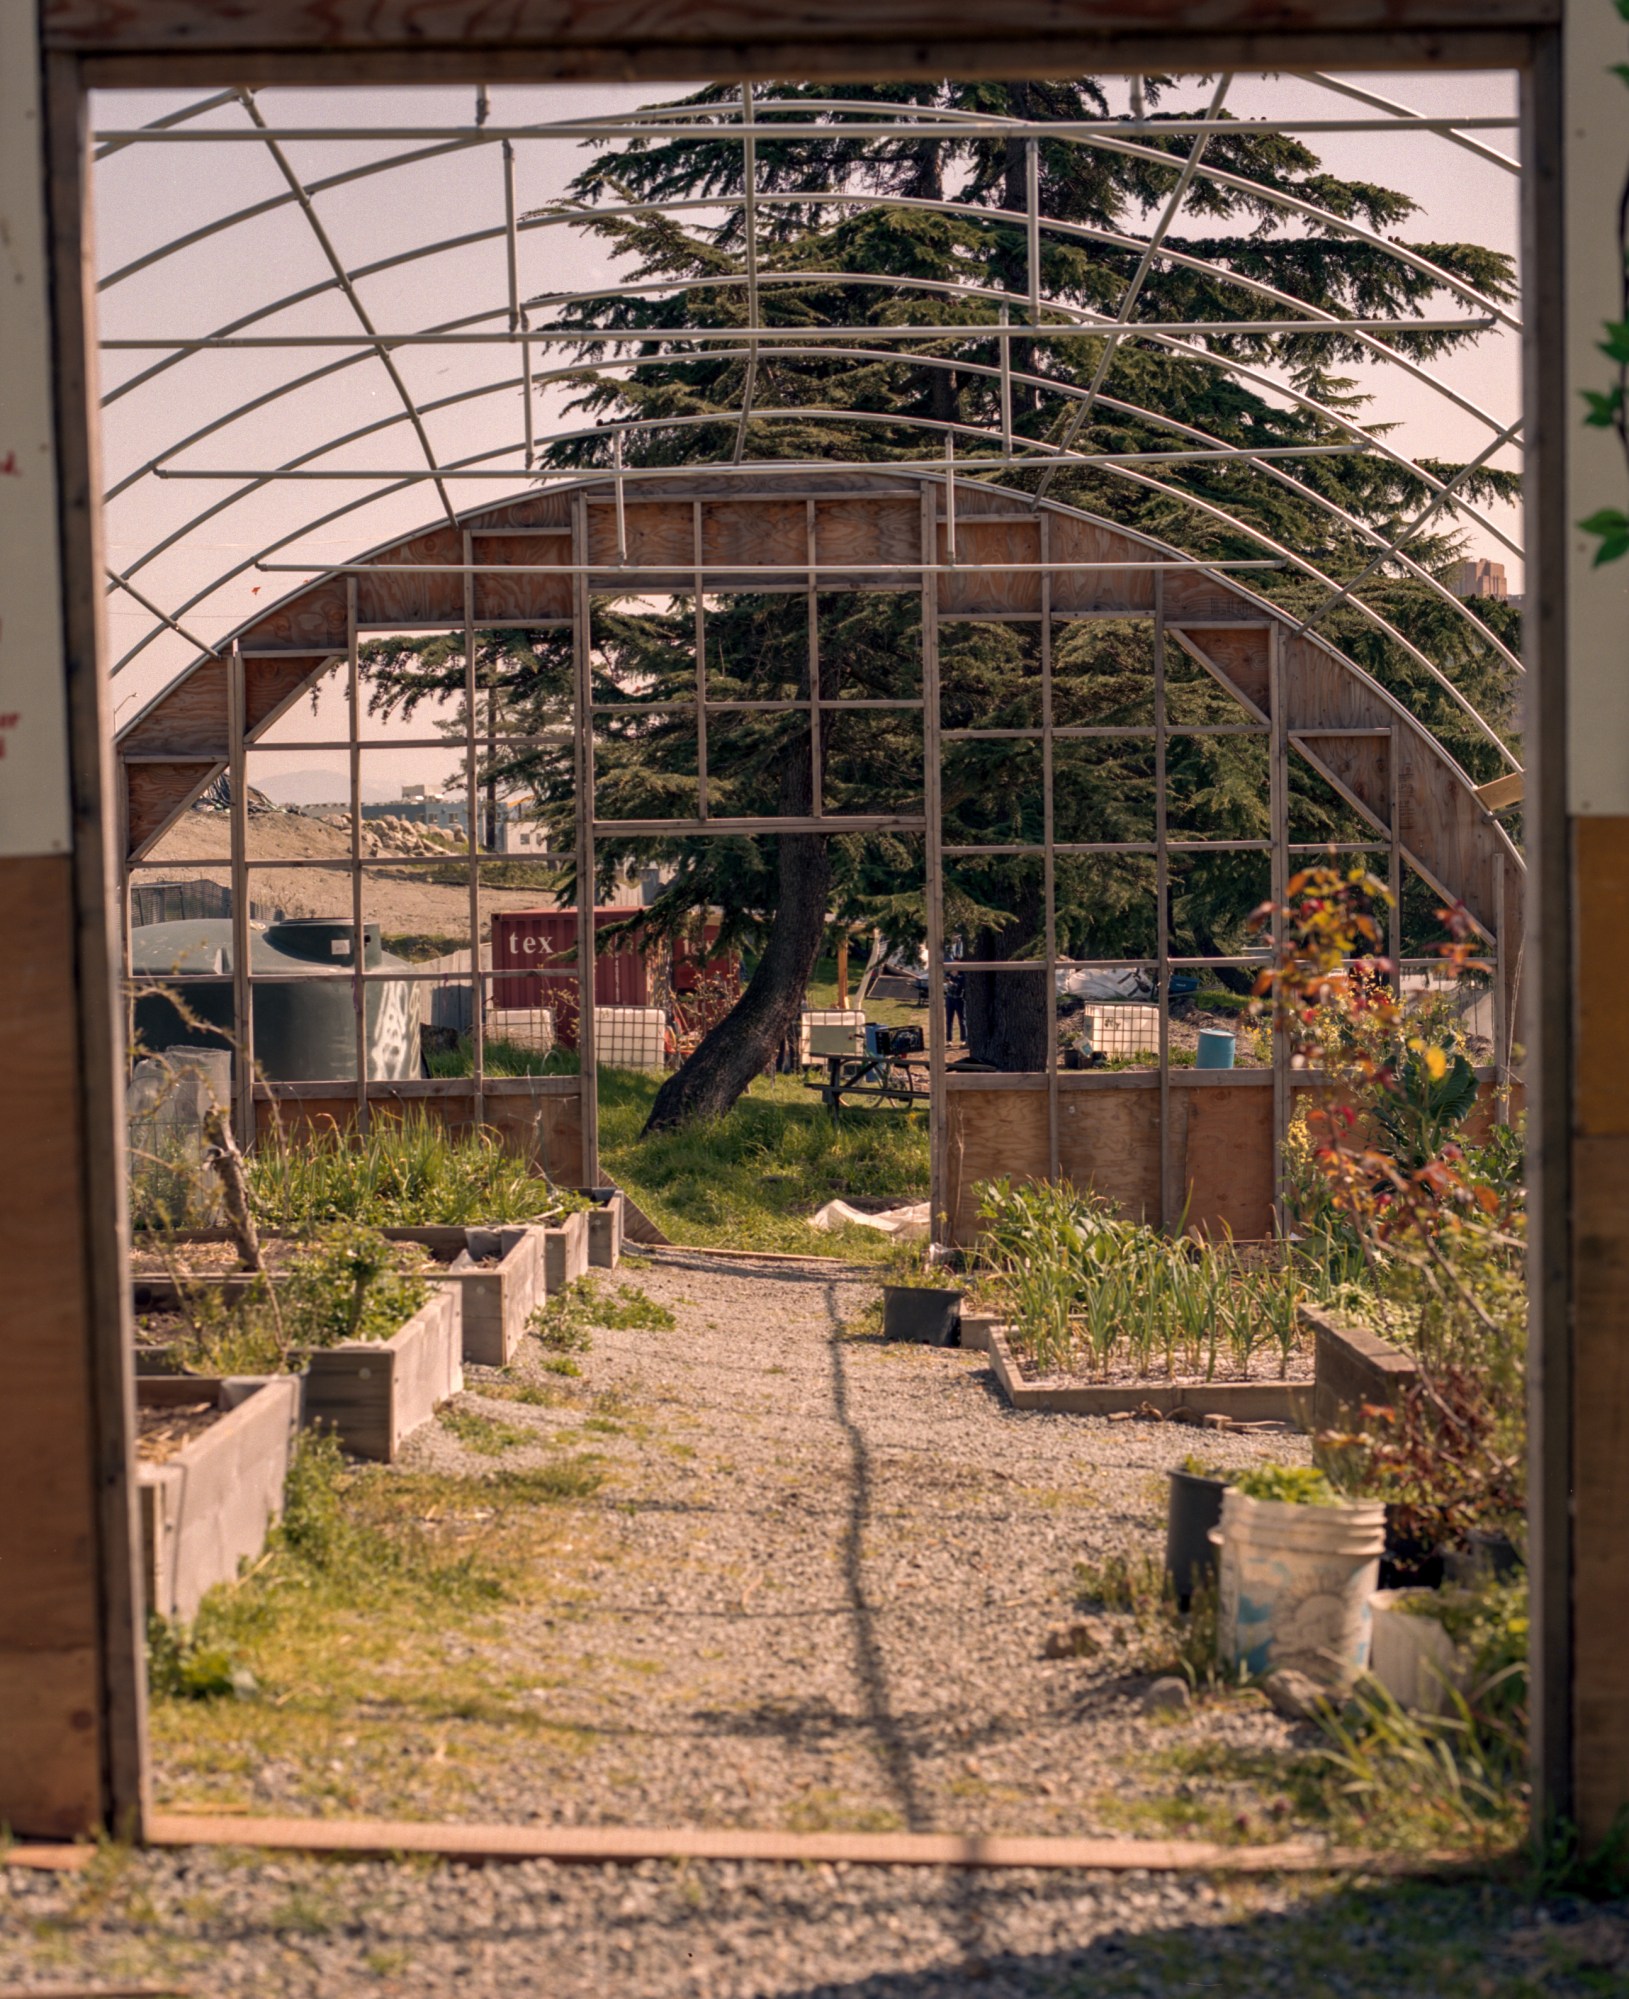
[1579,0,1629,567]
[249,1109,580,1228]
[1071,1553,1222,1690]
[280,1222,430,1349]
[1229,1464,1338,1507]
[147,1616,253,1702]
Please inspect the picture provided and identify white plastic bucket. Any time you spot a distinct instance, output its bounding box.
[1213,1489,1385,1689]
[1367,1589,1466,1715]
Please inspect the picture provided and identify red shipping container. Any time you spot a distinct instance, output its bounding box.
[490,908,733,1047]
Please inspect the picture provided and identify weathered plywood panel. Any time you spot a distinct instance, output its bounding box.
[354,527,464,626]
[1572,1134,1629,1847]
[245,653,334,736]
[1182,1084,1274,1239]
[943,1081,1047,1244]
[701,499,807,576]
[471,532,572,622]
[1575,817,1629,1137]
[1170,625,1269,718]
[1058,1082,1162,1221]
[814,496,920,572]
[243,578,350,653]
[126,759,219,856]
[120,654,228,757]
[0,857,106,1837]
[1047,517,1157,616]
[937,518,1042,617]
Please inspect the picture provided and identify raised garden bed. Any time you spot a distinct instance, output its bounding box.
[132,1272,463,1464]
[135,1227,541,1370]
[1300,1303,1419,1434]
[381,1225,544,1367]
[982,1323,1308,1424]
[539,1205,590,1291]
[137,1374,301,1620]
[580,1189,625,1270]
[302,1285,462,1463]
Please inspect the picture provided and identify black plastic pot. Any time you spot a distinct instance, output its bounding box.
[1379,1504,1445,1591]
[1443,1529,1524,1587]
[882,1285,962,1346]
[1164,1470,1225,1609]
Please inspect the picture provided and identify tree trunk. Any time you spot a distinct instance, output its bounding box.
[964,875,1049,1071]
[643,699,830,1133]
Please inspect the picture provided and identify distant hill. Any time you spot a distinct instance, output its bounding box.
[252,765,401,808]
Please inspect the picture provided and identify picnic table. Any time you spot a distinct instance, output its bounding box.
[804,1048,931,1112]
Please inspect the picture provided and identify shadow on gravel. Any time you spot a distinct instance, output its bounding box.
[824,1281,931,1836]
[758,1877,1623,1999]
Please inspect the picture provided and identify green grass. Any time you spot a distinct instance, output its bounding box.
[147,1433,607,1815]
[597,1067,928,1258]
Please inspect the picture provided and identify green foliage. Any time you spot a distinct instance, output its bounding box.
[280,1222,430,1350]
[596,1066,927,1256]
[1071,1552,1222,1689]
[1372,1043,1481,1171]
[1579,15,1629,565]
[975,1176,1322,1380]
[249,1110,576,1228]
[360,83,1521,1040]
[146,1617,252,1702]
[1229,1464,1338,1507]
[529,1277,678,1360]
[437,1404,532,1455]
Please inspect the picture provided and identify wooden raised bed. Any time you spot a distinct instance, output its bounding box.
[138,1375,301,1621]
[581,1190,625,1270]
[302,1286,463,1463]
[983,1323,1306,1424]
[382,1225,545,1368]
[132,1274,464,1464]
[540,1206,591,1292]
[1300,1303,1419,1433]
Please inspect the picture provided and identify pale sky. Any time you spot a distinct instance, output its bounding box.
[90,70,1522,799]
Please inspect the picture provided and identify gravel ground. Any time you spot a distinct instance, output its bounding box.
[344,1248,1311,1836]
[10,1250,1621,1996]
[3,1849,1624,1998]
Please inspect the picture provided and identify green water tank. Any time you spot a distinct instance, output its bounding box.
[130,917,423,1082]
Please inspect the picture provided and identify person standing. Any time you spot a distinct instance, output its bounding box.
[944,962,966,1046]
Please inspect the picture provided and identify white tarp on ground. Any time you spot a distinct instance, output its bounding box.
[809,1199,930,1240]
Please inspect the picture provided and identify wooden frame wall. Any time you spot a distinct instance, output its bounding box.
[16,0,1599,1852]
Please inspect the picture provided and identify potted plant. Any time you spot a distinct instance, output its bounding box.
[1164,1456,1226,1610]
[1214,1465,1385,1689]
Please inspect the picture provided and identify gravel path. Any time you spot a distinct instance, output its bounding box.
[386,1248,1312,1836]
[3,1849,1622,1997]
[8,1251,1620,1996]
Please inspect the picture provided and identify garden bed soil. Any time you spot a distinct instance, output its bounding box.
[984,1324,1309,1424]
[381,1225,545,1367]
[137,1374,301,1621]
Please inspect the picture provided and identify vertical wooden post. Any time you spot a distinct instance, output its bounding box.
[573,496,599,1185]
[1154,575,1173,1231]
[1268,624,1290,1233]
[0,27,145,1840]
[1040,516,1060,1184]
[1523,21,1573,1840]
[693,501,708,823]
[1387,724,1404,990]
[228,643,255,1149]
[807,497,823,824]
[922,485,947,1246]
[346,582,369,1130]
[836,936,849,1011]
[462,531,485,1137]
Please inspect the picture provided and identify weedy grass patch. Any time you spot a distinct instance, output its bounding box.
[148,1432,607,1816]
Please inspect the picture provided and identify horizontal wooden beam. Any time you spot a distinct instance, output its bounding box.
[145,1809,1473,1876]
[47,5,1540,88]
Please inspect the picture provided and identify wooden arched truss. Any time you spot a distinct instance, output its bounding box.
[116,467,1522,1242]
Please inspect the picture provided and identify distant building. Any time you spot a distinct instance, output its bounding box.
[1447,558,1508,601]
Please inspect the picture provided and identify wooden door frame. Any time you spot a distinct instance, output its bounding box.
[28,0,1576,1844]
